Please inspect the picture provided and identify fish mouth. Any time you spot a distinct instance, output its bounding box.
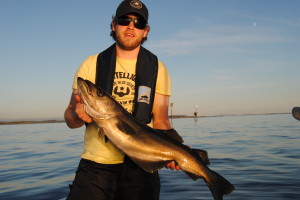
[77,77,115,120]
[78,77,106,97]
[77,77,97,101]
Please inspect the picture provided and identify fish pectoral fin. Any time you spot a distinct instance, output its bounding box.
[131,158,172,173]
[183,171,201,181]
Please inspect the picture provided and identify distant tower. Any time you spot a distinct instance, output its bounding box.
[194,105,198,121]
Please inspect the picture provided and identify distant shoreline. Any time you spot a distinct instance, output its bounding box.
[0,120,65,125]
[0,113,289,125]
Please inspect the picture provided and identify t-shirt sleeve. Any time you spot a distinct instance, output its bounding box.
[156,61,171,96]
[72,55,98,90]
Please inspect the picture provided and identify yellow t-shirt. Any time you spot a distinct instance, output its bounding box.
[72,54,171,164]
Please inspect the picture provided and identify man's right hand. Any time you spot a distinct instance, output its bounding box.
[74,94,93,123]
[64,90,93,128]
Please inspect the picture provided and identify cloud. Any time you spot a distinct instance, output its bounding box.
[148,25,290,56]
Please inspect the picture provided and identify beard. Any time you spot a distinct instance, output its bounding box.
[115,32,143,51]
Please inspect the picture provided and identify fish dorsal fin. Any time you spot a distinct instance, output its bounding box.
[131,157,173,173]
[191,148,210,165]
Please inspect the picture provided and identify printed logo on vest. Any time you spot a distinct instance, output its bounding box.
[137,86,151,104]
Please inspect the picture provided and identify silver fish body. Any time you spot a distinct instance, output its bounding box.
[77,77,234,200]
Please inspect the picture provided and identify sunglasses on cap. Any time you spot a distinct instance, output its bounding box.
[116,16,147,30]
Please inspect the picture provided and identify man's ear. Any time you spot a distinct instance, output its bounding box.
[143,26,150,38]
[111,20,116,31]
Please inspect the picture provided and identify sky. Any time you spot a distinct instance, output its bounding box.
[1,0,299,120]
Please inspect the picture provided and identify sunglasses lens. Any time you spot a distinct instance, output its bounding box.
[117,17,147,30]
[117,18,131,26]
[135,19,147,29]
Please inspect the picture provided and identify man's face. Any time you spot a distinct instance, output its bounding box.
[113,14,149,51]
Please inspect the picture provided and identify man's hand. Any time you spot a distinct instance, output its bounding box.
[74,95,93,123]
[65,90,93,128]
[165,161,180,171]
[165,144,191,171]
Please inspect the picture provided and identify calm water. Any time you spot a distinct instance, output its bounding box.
[0,114,299,200]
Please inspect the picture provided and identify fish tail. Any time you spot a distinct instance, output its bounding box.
[206,170,235,200]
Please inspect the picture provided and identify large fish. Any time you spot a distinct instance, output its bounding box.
[77,77,234,200]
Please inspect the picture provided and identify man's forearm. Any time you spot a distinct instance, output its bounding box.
[64,107,85,128]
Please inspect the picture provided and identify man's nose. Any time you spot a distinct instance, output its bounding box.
[127,21,135,29]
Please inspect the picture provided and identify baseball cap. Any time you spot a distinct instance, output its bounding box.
[115,0,148,22]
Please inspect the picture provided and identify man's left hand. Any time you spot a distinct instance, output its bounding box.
[165,161,180,171]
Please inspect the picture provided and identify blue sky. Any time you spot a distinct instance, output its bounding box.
[1,0,299,120]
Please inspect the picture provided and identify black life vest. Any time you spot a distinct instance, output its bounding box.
[95,43,158,124]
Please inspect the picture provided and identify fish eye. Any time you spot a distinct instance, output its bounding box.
[97,90,104,97]
[87,87,92,95]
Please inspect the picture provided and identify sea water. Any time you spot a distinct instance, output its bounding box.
[0,114,299,200]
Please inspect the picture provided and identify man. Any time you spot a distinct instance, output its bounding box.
[64,0,181,199]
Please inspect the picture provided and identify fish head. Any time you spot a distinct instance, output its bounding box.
[77,77,119,119]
